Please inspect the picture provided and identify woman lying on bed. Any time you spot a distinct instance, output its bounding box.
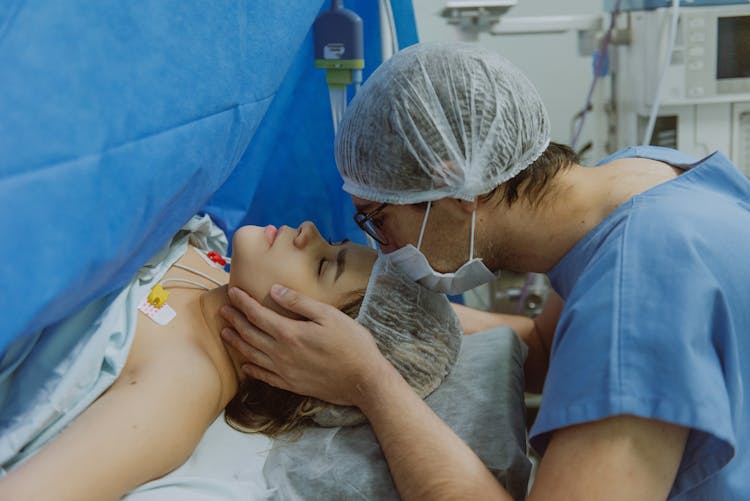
[0,221,378,501]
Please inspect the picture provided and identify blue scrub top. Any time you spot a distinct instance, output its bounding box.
[530,147,750,499]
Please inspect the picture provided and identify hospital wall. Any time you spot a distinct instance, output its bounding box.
[413,0,606,163]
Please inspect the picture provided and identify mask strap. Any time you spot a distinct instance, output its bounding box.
[416,200,432,250]
[469,210,477,260]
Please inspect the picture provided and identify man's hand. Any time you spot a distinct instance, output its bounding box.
[219,285,391,407]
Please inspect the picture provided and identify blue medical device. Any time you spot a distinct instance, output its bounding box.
[313,0,365,132]
[314,0,364,90]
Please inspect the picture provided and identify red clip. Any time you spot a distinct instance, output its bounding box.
[207,251,226,266]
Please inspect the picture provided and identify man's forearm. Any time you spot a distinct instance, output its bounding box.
[451,303,548,393]
[355,364,513,501]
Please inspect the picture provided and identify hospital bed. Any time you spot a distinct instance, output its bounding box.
[0,215,530,500]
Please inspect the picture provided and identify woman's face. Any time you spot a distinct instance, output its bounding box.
[229,221,377,316]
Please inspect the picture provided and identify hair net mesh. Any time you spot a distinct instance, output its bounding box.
[313,256,462,427]
[335,41,551,204]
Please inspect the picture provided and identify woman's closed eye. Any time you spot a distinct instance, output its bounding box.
[319,239,349,278]
[318,257,327,276]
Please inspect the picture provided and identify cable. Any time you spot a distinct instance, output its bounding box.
[570,0,622,150]
[385,0,399,53]
[160,278,211,290]
[379,0,399,63]
[158,260,226,291]
[172,263,225,286]
[642,0,680,146]
[515,271,536,314]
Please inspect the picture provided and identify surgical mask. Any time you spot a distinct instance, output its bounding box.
[386,201,497,295]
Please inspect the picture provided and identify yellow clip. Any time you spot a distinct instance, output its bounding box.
[147,284,170,308]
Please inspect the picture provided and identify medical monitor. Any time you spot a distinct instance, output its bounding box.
[683,7,750,100]
[716,15,750,80]
[612,4,750,176]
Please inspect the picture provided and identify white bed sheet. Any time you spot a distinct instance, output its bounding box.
[124,412,274,501]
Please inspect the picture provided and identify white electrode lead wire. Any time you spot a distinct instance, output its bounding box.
[173,263,224,286]
[160,278,211,290]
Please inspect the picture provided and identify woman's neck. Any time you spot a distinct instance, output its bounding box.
[198,285,248,388]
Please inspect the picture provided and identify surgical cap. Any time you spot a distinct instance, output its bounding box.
[313,256,462,427]
[335,41,551,204]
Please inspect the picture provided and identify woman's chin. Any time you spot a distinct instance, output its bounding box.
[232,225,266,254]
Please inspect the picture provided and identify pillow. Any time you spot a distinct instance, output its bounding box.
[263,327,531,500]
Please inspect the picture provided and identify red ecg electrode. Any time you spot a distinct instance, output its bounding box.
[207,251,226,266]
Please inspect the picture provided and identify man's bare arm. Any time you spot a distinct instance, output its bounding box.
[356,362,514,500]
[529,415,688,501]
[451,291,563,392]
[357,368,688,501]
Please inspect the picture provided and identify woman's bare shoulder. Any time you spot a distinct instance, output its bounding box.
[115,333,225,412]
[124,243,236,409]
[0,340,225,501]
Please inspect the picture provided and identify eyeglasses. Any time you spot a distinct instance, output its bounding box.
[353,203,389,245]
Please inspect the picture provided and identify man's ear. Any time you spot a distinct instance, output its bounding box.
[456,197,478,214]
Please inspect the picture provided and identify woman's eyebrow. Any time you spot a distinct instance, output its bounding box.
[334,248,347,282]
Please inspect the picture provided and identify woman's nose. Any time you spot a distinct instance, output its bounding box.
[294,221,320,249]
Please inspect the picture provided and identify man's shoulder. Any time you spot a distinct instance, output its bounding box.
[595,146,698,166]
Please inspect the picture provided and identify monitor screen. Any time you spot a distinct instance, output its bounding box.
[717,15,750,79]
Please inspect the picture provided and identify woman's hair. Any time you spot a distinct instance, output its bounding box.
[224,290,366,438]
[481,142,578,208]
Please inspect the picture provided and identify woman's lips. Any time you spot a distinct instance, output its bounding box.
[264,225,278,247]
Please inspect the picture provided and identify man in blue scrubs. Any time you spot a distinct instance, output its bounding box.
[221,42,749,500]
